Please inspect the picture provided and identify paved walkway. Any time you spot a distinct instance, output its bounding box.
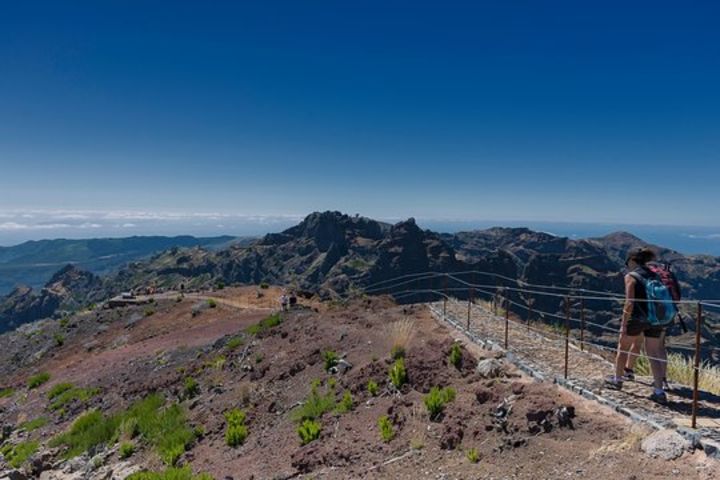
[432,299,720,452]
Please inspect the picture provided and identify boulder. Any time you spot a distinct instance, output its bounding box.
[476,358,505,379]
[641,429,693,460]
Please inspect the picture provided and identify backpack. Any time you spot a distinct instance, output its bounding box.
[629,267,678,327]
[647,263,688,333]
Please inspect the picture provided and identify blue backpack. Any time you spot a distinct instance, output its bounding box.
[630,271,678,326]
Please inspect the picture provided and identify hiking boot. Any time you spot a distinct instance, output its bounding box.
[604,376,623,391]
[623,368,635,381]
[662,378,671,391]
[649,390,668,405]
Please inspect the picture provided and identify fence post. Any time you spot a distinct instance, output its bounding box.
[467,286,473,330]
[692,302,703,429]
[442,274,448,317]
[493,294,498,316]
[527,295,532,333]
[504,296,510,349]
[564,296,570,380]
[580,298,585,352]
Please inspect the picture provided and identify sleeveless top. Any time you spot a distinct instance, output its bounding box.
[628,266,654,321]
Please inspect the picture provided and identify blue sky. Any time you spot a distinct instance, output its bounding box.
[1,1,720,241]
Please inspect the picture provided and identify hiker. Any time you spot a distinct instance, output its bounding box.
[280,293,289,312]
[606,247,675,404]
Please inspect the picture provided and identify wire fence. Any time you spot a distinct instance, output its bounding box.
[351,270,720,429]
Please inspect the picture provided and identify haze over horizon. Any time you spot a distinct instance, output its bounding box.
[2,2,720,237]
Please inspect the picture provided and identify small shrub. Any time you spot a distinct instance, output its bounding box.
[390,345,405,360]
[335,391,353,414]
[0,440,39,468]
[323,351,339,372]
[49,410,120,459]
[19,416,49,432]
[183,377,200,399]
[367,380,379,397]
[449,343,462,369]
[48,382,74,400]
[0,387,15,398]
[297,419,321,445]
[119,441,135,459]
[28,372,50,389]
[224,409,248,447]
[255,354,263,364]
[389,359,407,389]
[385,319,416,358]
[226,336,244,350]
[126,467,213,480]
[259,282,270,289]
[54,333,65,347]
[290,382,336,423]
[209,355,226,370]
[119,417,139,441]
[206,299,217,309]
[216,281,225,290]
[466,447,480,464]
[423,386,456,421]
[144,308,155,317]
[59,317,70,328]
[245,313,282,336]
[49,386,101,411]
[378,415,394,442]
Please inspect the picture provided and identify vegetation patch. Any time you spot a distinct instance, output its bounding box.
[424,386,456,421]
[120,441,135,459]
[225,336,244,350]
[297,419,322,445]
[389,358,407,389]
[19,416,49,432]
[449,343,462,369]
[335,391,353,414]
[367,380,379,397]
[323,350,339,372]
[126,466,213,480]
[466,447,480,463]
[0,387,15,398]
[183,377,200,399]
[49,410,120,459]
[224,409,248,447]
[377,415,394,442]
[206,299,217,309]
[0,440,39,468]
[246,312,283,336]
[290,381,336,423]
[49,384,101,411]
[28,372,51,389]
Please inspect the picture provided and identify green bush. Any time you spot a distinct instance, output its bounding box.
[423,386,456,421]
[49,385,101,411]
[183,377,200,399]
[216,281,225,290]
[28,372,50,389]
[245,313,282,335]
[120,441,135,459]
[367,380,379,397]
[144,308,155,317]
[297,419,321,445]
[19,416,48,432]
[49,410,121,459]
[206,299,217,309]
[225,336,244,350]
[323,351,339,372]
[224,409,248,447]
[259,282,270,289]
[0,440,39,468]
[54,333,65,347]
[126,466,214,480]
[389,359,407,389]
[290,382,335,423]
[466,447,480,464]
[335,391,353,414]
[390,345,405,360]
[378,415,394,442]
[449,343,462,369]
[0,387,15,398]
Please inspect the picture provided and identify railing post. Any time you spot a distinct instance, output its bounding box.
[504,296,509,349]
[467,286,473,330]
[580,298,585,352]
[493,295,497,316]
[527,294,532,333]
[692,302,703,429]
[442,274,448,317]
[564,296,570,380]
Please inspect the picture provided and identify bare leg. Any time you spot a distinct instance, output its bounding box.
[615,333,638,380]
[625,333,644,371]
[644,336,665,390]
[659,331,668,382]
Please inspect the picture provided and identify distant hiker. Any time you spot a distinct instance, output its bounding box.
[605,247,677,404]
[280,294,289,312]
[289,292,298,308]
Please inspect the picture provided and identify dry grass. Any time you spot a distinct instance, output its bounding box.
[591,424,650,457]
[634,352,720,395]
[385,318,416,356]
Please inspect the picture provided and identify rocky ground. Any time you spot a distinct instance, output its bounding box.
[0,287,718,479]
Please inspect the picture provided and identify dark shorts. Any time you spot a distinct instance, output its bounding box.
[626,321,664,338]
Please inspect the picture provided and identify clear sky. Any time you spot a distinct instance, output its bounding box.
[1,1,720,239]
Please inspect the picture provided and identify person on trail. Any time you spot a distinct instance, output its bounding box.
[280,293,289,312]
[605,247,669,404]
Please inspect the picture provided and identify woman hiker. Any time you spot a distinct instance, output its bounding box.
[605,247,668,404]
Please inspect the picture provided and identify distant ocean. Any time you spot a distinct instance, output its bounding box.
[419,220,720,257]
